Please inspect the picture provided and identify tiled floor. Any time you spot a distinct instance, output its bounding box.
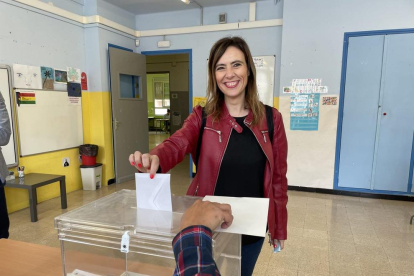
[7,134,414,275]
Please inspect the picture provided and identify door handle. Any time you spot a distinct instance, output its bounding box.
[114,118,121,130]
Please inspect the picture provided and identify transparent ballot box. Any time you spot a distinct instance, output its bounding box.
[55,189,241,276]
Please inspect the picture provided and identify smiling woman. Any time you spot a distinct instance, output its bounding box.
[129,36,288,276]
[206,37,264,125]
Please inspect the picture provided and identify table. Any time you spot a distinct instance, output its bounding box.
[155,118,170,133]
[5,173,67,222]
[0,239,174,276]
[0,239,62,276]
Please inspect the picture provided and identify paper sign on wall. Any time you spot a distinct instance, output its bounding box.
[41,67,54,90]
[283,78,328,94]
[55,69,68,83]
[322,96,338,105]
[290,93,320,131]
[13,64,42,89]
[67,67,81,83]
[81,72,88,90]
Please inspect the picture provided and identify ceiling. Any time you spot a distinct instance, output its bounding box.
[102,0,270,15]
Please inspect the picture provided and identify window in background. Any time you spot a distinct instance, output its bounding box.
[120,74,141,99]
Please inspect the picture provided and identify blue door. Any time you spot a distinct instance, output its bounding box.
[338,35,384,189]
[372,34,414,192]
[338,32,414,194]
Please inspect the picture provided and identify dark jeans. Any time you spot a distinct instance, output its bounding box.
[0,184,9,239]
[241,237,265,276]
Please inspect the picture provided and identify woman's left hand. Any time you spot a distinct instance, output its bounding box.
[274,239,285,250]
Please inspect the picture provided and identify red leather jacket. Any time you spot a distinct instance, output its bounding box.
[150,104,288,241]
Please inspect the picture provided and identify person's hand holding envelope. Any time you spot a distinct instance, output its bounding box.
[135,173,173,230]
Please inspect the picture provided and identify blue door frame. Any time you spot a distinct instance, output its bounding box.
[334,28,414,195]
[142,49,194,177]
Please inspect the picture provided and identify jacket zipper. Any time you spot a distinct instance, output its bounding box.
[194,183,199,196]
[204,127,222,143]
[212,128,233,195]
[245,119,274,243]
[195,127,223,196]
[261,130,269,143]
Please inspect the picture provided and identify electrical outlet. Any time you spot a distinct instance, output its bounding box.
[63,157,70,167]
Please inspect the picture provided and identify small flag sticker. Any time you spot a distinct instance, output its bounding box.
[19,92,36,104]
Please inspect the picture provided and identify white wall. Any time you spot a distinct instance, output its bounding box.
[279,0,414,189]
[280,0,414,96]
[39,0,84,15]
[136,0,284,99]
[0,0,85,70]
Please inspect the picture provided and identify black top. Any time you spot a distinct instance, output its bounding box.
[214,116,266,245]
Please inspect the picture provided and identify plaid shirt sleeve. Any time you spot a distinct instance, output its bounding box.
[172,225,221,276]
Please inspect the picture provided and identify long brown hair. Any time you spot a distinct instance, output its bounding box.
[205,36,264,125]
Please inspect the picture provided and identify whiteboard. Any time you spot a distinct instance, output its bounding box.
[206,56,275,106]
[15,89,83,156]
[0,66,18,167]
[253,56,275,106]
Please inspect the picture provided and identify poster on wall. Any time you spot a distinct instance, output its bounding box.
[172,111,181,126]
[283,78,328,94]
[322,96,338,105]
[67,67,81,83]
[13,64,42,89]
[290,94,320,131]
[41,67,54,90]
[253,56,275,106]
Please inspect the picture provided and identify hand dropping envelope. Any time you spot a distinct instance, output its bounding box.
[135,174,173,230]
[203,196,269,237]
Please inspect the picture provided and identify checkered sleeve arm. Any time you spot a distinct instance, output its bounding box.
[172,226,221,276]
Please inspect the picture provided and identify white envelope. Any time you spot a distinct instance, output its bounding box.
[136,207,173,231]
[203,196,269,237]
[135,173,172,212]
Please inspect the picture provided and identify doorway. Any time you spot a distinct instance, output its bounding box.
[143,50,192,176]
[335,29,414,195]
[108,47,193,184]
[147,72,171,150]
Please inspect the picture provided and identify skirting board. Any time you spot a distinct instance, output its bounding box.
[288,186,414,202]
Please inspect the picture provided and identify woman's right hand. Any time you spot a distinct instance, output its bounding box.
[129,151,160,179]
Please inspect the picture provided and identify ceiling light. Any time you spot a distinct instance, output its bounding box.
[181,0,191,4]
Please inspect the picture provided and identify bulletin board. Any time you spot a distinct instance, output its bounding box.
[253,56,275,106]
[0,66,18,167]
[15,89,83,156]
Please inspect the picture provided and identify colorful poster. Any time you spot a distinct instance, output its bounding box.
[16,91,36,105]
[41,67,54,90]
[13,64,42,89]
[322,96,338,105]
[81,72,88,90]
[55,69,68,83]
[67,67,81,83]
[290,94,320,131]
[67,82,81,97]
